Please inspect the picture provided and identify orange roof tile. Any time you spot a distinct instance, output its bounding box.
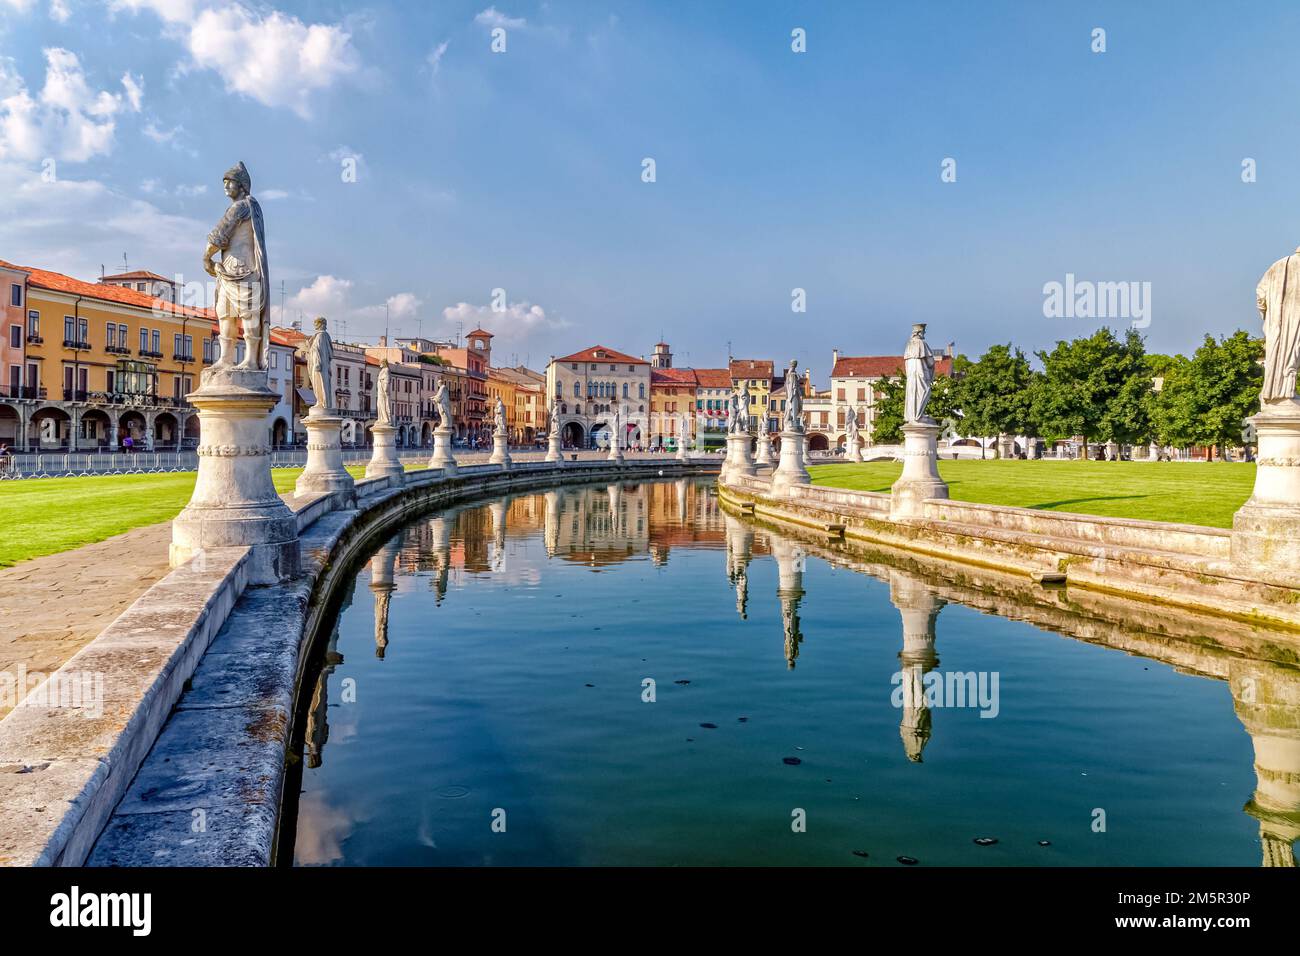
[728,358,774,379]
[0,257,212,319]
[832,355,954,379]
[554,345,647,365]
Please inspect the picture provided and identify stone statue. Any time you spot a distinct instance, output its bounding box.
[376,360,393,426]
[783,360,803,433]
[203,161,269,372]
[306,317,333,414]
[1256,247,1300,407]
[731,381,751,433]
[845,402,860,443]
[494,396,508,436]
[434,380,452,431]
[548,395,561,439]
[904,323,936,425]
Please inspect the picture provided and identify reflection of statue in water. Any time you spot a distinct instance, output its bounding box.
[889,570,944,763]
[304,578,353,768]
[724,512,754,620]
[1256,246,1300,406]
[771,537,806,667]
[904,323,936,425]
[428,514,451,605]
[369,537,399,659]
[1232,658,1300,866]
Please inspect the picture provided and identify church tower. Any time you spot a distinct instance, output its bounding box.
[651,341,672,369]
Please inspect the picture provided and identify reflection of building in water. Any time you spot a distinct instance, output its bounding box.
[305,577,353,768]
[889,569,944,763]
[771,537,806,668]
[369,537,399,659]
[724,512,754,619]
[1233,659,1300,866]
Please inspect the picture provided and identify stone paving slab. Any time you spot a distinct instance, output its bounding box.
[0,522,173,720]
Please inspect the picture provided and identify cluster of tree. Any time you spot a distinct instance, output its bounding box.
[870,328,1264,458]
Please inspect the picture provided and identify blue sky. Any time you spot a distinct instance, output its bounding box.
[2,1,1298,377]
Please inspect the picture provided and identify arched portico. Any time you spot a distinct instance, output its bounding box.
[30,406,70,450]
[807,432,829,452]
[154,411,179,450]
[562,421,585,449]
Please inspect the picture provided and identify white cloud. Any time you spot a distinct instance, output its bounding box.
[0,161,206,279]
[0,0,37,13]
[356,291,422,322]
[475,7,526,29]
[0,48,140,163]
[120,71,143,111]
[440,300,567,343]
[175,182,205,197]
[426,40,449,74]
[283,274,353,321]
[116,1,362,118]
[49,0,71,22]
[260,188,289,200]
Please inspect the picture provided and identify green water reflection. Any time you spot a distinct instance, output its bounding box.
[289,478,1300,866]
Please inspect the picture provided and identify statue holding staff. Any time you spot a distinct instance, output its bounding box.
[203,161,269,371]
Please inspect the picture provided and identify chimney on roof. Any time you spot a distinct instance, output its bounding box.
[832,348,839,367]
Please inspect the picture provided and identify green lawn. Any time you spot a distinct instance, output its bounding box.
[809,459,1255,529]
[0,466,372,567]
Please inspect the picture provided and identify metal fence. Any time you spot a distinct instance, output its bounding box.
[0,447,435,479]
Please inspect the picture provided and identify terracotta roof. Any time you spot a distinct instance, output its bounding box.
[554,345,648,365]
[0,257,212,319]
[694,368,733,388]
[650,368,698,387]
[467,328,494,338]
[832,354,953,379]
[728,358,773,379]
[100,270,171,283]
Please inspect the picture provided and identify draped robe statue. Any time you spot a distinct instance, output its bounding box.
[904,324,936,425]
[1256,247,1300,407]
[306,317,333,414]
[494,397,508,436]
[783,360,803,433]
[203,161,269,371]
[434,380,453,430]
[845,402,860,443]
[376,360,393,426]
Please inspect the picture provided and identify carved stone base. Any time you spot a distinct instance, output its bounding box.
[754,434,773,466]
[724,432,755,483]
[545,432,564,464]
[676,437,689,461]
[1232,400,1300,570]
[770,430,809,496]
[489,432,512,469]
[607,437,624,464]
[429,427,458,477]
[845,436,863,462]
[170,376,299,584]
[296,413,356,500]
[365,422,405,482]
[890,421,948,519]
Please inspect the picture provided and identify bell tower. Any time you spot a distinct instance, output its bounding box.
[651,341,672,369]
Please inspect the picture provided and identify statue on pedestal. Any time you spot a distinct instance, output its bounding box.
[784,360,803,433]
[203,161,269,372]
[376,360,393,426]
[548,396,561,440]
[904,324,936,424]
[845,402,860,446]
[1256,247,1300,408]
[306,317,333,415]
[494,396,508,436]
[434,380,453,431]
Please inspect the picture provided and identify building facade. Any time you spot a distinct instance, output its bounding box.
[829,349,955,447]
[729,358,774,432]
[546,345,651,450]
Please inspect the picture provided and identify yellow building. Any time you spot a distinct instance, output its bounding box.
[0,258,211,451]
[729,358,773,431]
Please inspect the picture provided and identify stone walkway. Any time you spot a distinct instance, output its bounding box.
[0,521,173,719]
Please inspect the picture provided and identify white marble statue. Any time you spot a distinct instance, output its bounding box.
[548,396,561,439]
[434,380,453,431]
[783,360,804,433]
[904,323,936,425]
[306,317,333,414]
[376,360,393,426]
[845,402,861,444]
[731,382,751,434]
[203,161,269,372]
[1256,246,1300,407]
[494,396,508,436]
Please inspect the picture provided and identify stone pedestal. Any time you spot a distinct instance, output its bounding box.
[754,433,773,466]
[724,432,755,483]
[890,421,948,519]
[770,430,809,496]
[676,438,688,462]
[607,435,624,464]
[296,412,356,500]
[1232,401,1300,571]
[429,427,458,477]
[845,435,863,462]
[170,369,299,584]
[365,422,405,482]
[545,431,564,465]
[489,432,512,469]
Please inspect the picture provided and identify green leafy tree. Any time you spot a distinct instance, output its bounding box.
[953,344,1036,457]
[1034,328,1151,457]
[1150,331,1262,458]
[871,375,905,444]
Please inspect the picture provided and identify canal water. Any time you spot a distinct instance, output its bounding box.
[286,477,1299,866]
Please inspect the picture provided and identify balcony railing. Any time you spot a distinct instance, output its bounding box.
[0,385,45,400]
[105,344,131,356]
[202,355,215,365]
[173,352,194,363]
[62,388,89,402]
[138,348,164,359]
[62,339,91,350]
[27,334,43,345]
